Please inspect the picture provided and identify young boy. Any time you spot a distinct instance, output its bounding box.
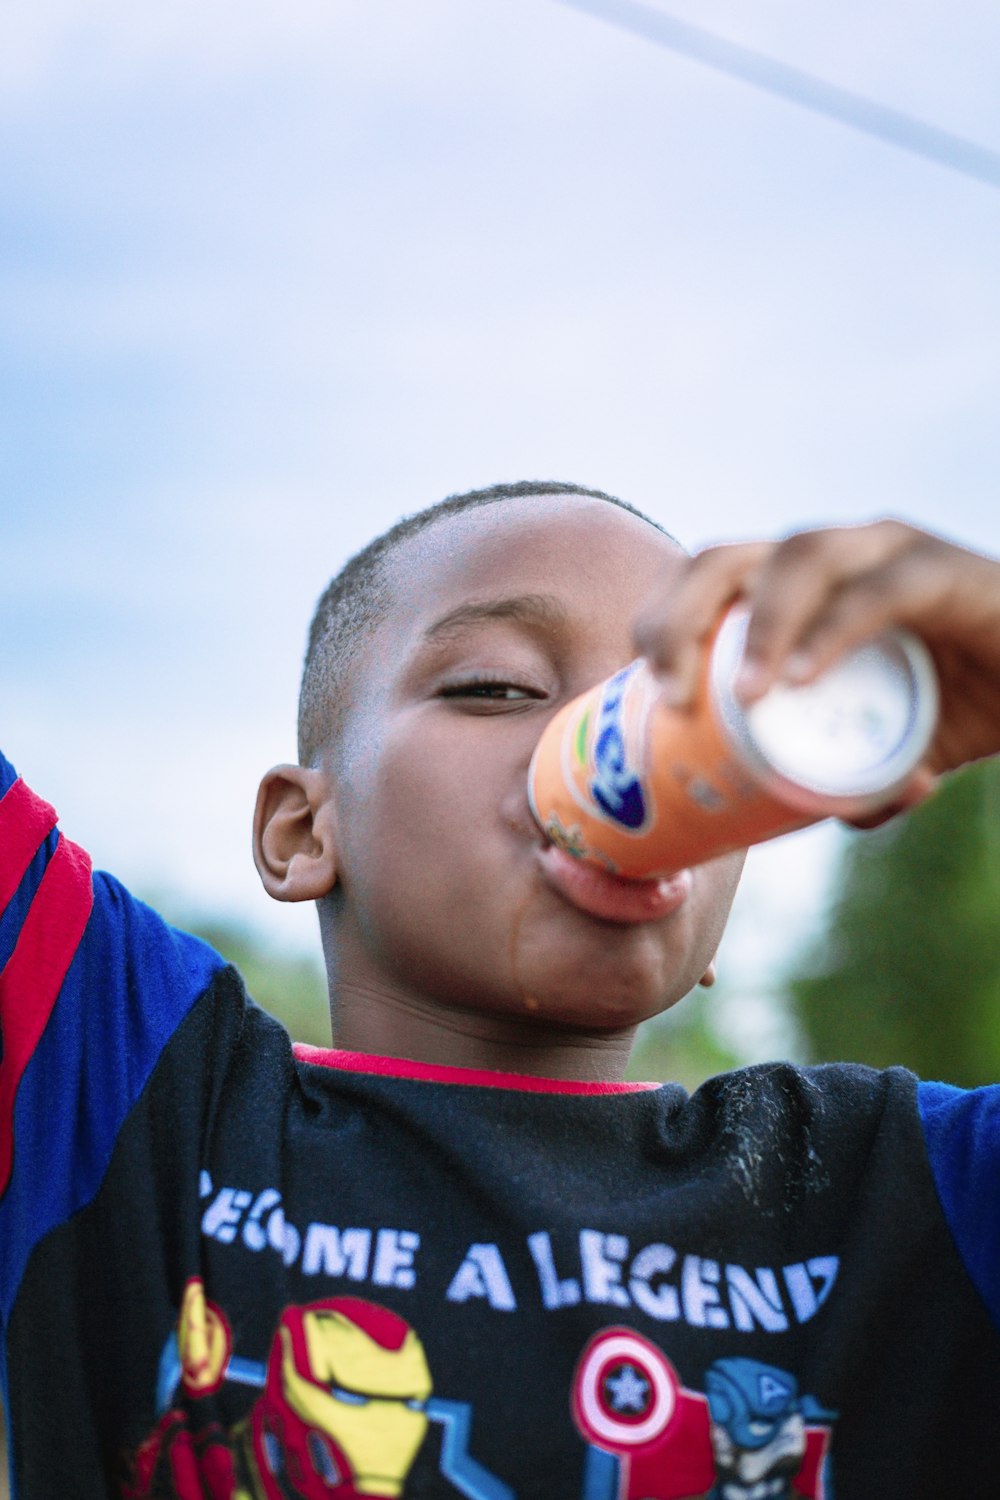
[1,481,998,1499]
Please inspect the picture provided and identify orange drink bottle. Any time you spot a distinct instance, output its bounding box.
[527,606,939,877]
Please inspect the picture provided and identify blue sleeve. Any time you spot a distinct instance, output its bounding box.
[0,749,226,1322]
[918,1079,1000,1327]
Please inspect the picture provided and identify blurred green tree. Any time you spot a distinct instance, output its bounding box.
[785,759,1000,1086]
[627,985,744,1091]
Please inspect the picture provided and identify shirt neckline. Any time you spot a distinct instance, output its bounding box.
[292,1044,658,1095]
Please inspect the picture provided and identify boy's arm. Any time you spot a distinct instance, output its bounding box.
[635,518,1000,787]
[0,749,225,1320]
[917,1081,1000,1327]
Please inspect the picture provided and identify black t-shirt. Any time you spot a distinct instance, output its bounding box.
[3,751,1000,1499]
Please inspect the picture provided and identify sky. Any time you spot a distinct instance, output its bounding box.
[2,0,998,1010]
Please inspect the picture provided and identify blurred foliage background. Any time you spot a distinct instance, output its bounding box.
[788,759,1000,1084]
[631,759,1000,1088]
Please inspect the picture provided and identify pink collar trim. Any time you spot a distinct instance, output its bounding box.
[292,1044,658,1095]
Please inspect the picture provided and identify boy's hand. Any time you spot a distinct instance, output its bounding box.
[634,519,1000,788]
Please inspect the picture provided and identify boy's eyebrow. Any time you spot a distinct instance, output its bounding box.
[422,593,571,643]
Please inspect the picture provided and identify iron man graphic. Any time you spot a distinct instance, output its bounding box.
[127,1286,436,1499]
[232,1296,433,1498]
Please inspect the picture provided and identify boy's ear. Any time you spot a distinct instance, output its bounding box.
[253,765,338,903]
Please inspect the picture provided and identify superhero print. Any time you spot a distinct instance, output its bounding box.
[127,1282,510,1500]
[128,1289,836,1499]
[572,1327,836,1500]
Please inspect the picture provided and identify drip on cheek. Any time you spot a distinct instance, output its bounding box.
[508,879,543,1013]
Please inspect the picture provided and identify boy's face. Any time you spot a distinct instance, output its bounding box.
[323,494,743,1036]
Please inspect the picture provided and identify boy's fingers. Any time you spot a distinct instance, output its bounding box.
[634,541,771,704]
[760,552,948,692]
[638,519,969,710]
[735,521,917,700]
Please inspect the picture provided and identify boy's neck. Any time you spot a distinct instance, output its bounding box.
[330,983,637,1083]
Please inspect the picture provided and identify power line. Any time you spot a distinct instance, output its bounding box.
[553,0,1000,191]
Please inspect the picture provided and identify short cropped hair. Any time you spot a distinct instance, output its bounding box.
[298,480,672,766]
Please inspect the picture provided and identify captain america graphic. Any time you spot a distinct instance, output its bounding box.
[705,1358,831,1499]
[572,1329,836,1500]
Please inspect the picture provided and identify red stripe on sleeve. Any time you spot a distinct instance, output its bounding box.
[0,779,60,914]
[0,833,94,1196]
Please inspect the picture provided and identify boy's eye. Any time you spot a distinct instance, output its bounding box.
[439,677,542,705]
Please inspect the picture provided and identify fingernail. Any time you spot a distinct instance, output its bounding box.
[783,652,814,683]
[734,659,768,701]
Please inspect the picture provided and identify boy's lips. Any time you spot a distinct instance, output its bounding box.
[536,843,693,924]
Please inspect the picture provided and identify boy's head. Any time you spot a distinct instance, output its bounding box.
[296,480,673,770]
[254,483,744,1066]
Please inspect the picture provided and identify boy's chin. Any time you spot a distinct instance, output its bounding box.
[501,996,677,1038]
[491,953,695,1035]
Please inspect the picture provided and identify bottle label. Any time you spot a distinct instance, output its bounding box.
[587,665,650,831]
